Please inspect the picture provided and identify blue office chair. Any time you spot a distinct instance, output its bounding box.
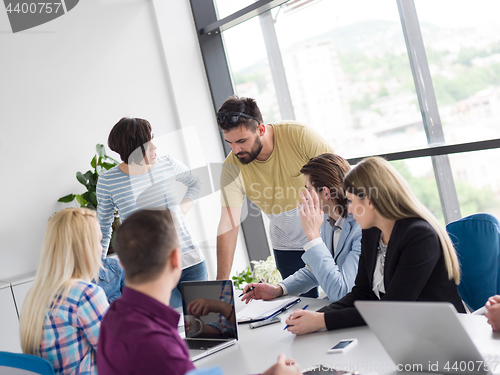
[0,351,55,375]
[446,213,500,311]
[185,367,224,375]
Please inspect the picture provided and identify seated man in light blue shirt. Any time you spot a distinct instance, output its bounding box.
[241,154,361,302]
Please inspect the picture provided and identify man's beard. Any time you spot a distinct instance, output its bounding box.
[236,136,263,165]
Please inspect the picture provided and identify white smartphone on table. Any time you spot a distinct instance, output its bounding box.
[327,339,357,354]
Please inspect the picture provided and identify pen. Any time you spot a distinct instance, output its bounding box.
[266,298,300,320]
[283,304,309,330]
[238,280,262,298]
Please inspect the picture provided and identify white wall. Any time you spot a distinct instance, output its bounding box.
[151,0,250,279]
[0,283,21,352]
[0,0,250,282]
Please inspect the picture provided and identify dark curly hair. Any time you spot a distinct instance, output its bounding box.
[107,117,153,164]
[217,96,263,132]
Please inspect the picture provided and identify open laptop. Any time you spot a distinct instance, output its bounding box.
[355,301,500,375]
[180,280,238,361]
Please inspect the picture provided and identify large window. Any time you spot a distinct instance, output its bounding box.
[415,0,500,145]
[448,148,500,218]
[191,0,500,262]
[222,16,281,123]
[392,154,500,225]
[221,0,426,157]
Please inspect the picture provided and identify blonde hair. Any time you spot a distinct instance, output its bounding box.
[20,208,102,355]
[344,157,460,284]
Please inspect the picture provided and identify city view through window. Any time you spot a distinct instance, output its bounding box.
[215,0,500,222]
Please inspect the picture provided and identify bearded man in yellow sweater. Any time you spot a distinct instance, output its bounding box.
[216,96,334,298]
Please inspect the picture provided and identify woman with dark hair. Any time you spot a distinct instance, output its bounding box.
[96,117,207,308]
[283,156,464,335]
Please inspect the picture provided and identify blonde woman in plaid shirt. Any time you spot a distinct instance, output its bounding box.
[20,208,109,374]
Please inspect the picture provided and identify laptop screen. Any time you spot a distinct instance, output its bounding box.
[180,280,238,340]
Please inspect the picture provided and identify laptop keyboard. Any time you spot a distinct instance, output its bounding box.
[186,339,225,350]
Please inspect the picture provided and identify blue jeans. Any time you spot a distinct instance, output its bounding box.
[97,257,126,303]
[170,260,208,308]
[273,249,318,298]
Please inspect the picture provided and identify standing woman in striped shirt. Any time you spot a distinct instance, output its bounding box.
[96,117,207,308]
[20,208,109,374]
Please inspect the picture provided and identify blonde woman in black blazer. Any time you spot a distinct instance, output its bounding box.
[284,157,464,335]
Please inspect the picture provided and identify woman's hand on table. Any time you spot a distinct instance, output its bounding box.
[284,309,326,335]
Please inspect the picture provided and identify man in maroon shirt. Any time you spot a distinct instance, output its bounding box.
[97,209,300,375]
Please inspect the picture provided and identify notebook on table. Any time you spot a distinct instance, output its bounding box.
[236,296,301,323]
[355,301,500,375]
[180,280,238,362]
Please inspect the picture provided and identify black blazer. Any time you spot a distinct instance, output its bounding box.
[318,218,465,330]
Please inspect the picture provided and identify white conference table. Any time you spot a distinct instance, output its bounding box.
[195,297,500,375]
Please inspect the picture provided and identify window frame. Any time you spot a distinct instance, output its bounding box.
[190,0,500,261]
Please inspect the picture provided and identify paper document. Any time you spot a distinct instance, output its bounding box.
[237,297,300,323]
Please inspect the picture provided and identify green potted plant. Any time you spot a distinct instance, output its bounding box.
[232,267,257,290]
[58,144,121,252]
[58,144,119,208]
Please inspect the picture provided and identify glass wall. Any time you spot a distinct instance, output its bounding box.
[391,152,500,226]
[273,0,424,158]
[390,158,443,224]
[214,0,255,20]
[415,0,500,145]
[217,0,430,158]
[222,16,281,123]
[448,148,500,218]
[193,0,500,262]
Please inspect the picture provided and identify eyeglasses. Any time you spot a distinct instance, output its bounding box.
[216,111,261,126]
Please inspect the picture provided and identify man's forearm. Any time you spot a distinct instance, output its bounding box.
[216,226,239,280]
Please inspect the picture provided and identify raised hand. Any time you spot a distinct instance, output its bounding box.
[297,188,324,241]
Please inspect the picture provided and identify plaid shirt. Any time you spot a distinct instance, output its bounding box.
[207,281,236,337]
[40,281,109,375]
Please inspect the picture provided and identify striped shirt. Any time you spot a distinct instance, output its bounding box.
[207,281,236,337]
[40,281,109,375]
[96,155,204,269]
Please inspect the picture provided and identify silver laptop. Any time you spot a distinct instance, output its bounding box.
[355,301,500,375]
[180,280,238,361]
